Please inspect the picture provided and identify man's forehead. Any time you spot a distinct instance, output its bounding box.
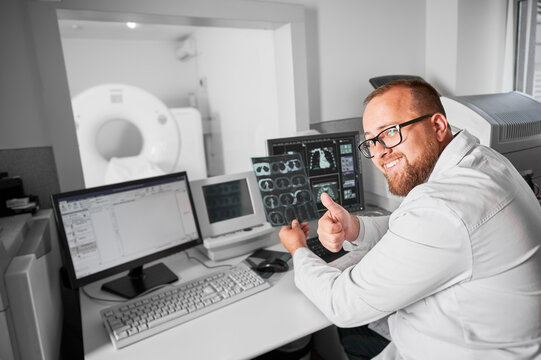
[362,88,412,136]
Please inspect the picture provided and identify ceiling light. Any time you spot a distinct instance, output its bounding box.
[126,22,138,29]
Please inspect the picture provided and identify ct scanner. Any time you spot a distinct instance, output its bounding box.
[72,84,207,188]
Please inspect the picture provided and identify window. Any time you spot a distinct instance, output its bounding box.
[515,0,541,101]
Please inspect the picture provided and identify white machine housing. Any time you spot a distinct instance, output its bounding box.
[441,91,541,186]
[72,84,207,188]
[190,171,275,261]
[0,210,63,360]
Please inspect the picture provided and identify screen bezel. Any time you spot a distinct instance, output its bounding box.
[50,171,203,290]
[266,131,365,213]
[190,171,267,238]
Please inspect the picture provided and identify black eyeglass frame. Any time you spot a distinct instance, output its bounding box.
[357,114,434,158]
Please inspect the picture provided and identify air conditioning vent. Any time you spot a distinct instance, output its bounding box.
[494,110,541,140]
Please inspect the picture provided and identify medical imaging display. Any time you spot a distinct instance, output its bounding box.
[252,153,319,226]
[202,179,254,224]
[267,131,364,214]
[311,176,340,203]
[307,141,338,175]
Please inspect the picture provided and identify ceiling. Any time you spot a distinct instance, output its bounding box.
[58,19,197,41]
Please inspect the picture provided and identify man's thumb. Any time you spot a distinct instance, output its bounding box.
[321,192,338,211]
[291,219,300,228]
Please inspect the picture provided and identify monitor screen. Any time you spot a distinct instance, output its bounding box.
[267,131,364,214]
[51,172,202,298]
[191,171,267,238]
[202,179,254,224]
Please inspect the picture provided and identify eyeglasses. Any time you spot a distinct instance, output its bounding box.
[357,114,434,158]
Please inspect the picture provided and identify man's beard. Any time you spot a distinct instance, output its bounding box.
[384,139,439,197]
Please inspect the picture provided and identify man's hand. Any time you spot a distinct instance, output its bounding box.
[317,193,360,252]
[279,219,310,255]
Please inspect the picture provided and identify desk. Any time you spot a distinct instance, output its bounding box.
[80,243,331,360]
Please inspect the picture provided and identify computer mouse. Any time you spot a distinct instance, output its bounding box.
[256,258,289,273]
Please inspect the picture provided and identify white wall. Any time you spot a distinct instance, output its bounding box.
[274,24,298,138]
[425,0,459,96]
[0,0,50,149]
[14,0,86,191]
[61,38,200,107]
[265,0,427,121]
[426,0,508,96]
[195,27,281,175]
[270,0,509,118]
[456,0,508,95]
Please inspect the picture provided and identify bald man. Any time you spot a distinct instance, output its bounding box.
[279,80,541,359]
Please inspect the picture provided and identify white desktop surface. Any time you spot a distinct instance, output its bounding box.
[80,243,331,360]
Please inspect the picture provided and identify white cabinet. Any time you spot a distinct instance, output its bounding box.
[0,210,63,360]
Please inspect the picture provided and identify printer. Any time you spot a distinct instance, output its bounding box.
[0,210,63,360]
[441,91,541,192]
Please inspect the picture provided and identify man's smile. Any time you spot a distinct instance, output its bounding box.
[382,156,403,172]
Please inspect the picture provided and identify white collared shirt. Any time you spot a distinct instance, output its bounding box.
[293,130,541,359]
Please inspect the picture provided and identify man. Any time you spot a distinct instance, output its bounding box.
[279,79,541,359]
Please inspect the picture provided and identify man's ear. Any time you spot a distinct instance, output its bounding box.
[431,113,450,142]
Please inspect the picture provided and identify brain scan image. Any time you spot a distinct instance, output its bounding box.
[258,178,274,192]
[270,161,287,174]
[253,162,271,176]
[296,203,318,220]
[284,207,297,223]
[285,159,303,171]
[312,180,339,204]
[294,189,312,204]
[291,175,307,187]
[275,177,290,189]
[252,153,319,225]
[263,195,279,209]
[278,193,295,206]
[268,211,285,226]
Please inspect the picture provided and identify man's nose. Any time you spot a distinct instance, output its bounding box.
[372,141,390,159]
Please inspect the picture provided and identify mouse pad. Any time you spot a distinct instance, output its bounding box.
[251,153,319,226]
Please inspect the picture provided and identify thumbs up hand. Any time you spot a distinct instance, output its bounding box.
[317,193,359,252]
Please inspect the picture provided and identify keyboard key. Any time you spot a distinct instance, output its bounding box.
[307,237,348,263]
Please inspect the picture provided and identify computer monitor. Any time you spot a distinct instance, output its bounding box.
[267,131,364,214]
[51,172,202,299]
[190,171,267,238]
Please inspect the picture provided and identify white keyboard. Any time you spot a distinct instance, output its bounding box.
[100,262,270,349]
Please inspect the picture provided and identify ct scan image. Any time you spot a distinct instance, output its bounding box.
[252,153,319,226]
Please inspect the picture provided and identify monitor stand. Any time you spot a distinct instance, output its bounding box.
[101,263,178,299]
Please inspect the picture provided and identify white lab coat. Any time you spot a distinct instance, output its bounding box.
[293,130,541,359]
